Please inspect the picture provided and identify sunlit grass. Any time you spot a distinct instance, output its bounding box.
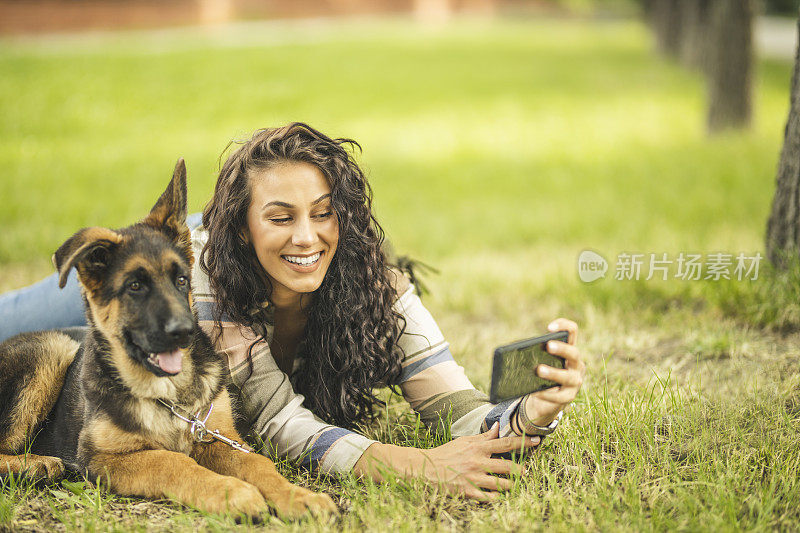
[0,19,789,264]
[3,376,798,531]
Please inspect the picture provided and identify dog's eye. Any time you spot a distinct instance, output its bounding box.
[128,281,142,292]
[176,276,188,287]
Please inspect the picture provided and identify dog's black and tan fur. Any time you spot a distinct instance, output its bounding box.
[0,160,337,519]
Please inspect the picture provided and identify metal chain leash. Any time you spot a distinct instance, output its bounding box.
[157,399,251,454]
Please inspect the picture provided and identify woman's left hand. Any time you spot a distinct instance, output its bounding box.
[521,318,586,428]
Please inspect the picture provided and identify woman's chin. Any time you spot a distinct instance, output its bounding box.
[281,276,324,295]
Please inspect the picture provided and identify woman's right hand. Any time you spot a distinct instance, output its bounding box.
[419,422,540,500]
[354,422,540,501]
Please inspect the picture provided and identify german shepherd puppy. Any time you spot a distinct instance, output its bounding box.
[0,160,337,519]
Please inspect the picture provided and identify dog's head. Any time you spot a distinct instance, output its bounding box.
[54,159,195,377]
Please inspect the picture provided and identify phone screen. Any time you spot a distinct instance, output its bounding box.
[489,331,568,403]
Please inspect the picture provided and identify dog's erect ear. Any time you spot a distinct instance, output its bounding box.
[143,158,188,228]
[53,227,123,289]
[142,158,193,261]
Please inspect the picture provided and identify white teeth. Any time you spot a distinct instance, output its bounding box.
[283,252,321,266]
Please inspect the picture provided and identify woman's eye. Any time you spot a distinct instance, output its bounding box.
[270,217,292,224]
[314,211,333,219]
[176,276,188,287]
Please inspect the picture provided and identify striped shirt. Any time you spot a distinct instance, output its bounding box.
[191,227,523,474]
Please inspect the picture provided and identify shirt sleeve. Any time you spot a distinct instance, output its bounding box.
[190,227,377,474]
[394,285,522,438]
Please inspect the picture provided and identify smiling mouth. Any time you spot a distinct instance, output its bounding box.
[281,252,322,267]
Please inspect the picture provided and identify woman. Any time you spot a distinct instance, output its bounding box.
[0,123,585,500]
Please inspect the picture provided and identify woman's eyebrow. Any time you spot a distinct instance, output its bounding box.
[262,201,293,210]
[261,194,330,211]
[311,193,332,205]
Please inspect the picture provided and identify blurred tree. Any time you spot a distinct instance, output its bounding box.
[762,0,798,15]
[706,0,753,132]
[650,0,683,56]
[679,0,710,70]
[766,14,800,267]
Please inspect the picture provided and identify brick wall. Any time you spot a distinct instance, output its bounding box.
[0,0,521,34]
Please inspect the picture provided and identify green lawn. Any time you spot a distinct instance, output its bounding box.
[1,16,799,532]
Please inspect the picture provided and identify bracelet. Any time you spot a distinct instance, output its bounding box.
[517,403,563,436]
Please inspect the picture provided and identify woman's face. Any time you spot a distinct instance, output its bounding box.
[244,161,339,307]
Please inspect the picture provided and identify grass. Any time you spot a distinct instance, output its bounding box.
[1,14,799,532]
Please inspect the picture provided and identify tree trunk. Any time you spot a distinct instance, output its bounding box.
[650,0,683,57]
[706,0,754,133]
[766,15,800,267]
[679,0,711,70]
[641,0,654,20]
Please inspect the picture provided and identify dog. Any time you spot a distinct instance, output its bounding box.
[0,160,337,519]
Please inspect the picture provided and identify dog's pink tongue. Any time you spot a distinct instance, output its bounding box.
[155,349,183,374]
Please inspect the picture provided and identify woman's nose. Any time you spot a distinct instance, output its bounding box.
[292,217,316,247]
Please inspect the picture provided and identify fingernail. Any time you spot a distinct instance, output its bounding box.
[539,366,548,377]
[547,341,555,351]
[492,422,499,430]
[531,437,541,445]
[548,321,557,330]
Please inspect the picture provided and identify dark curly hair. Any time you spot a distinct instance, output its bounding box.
[200,123,404,429]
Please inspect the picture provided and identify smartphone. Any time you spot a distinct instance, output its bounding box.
[489,331,569,403]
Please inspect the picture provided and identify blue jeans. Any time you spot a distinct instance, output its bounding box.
[0,213,204,343]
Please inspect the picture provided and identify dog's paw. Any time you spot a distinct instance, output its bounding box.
[23,455,65,480]
[188,476,266,517]
[216,477,267,517]
[270,485,339,520]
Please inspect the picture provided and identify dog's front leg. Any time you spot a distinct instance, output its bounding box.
[192,393,338,519]
[193,440,338,519]
[88,450,267,517]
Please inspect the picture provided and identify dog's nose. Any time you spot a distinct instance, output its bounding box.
[164,316,193,343]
